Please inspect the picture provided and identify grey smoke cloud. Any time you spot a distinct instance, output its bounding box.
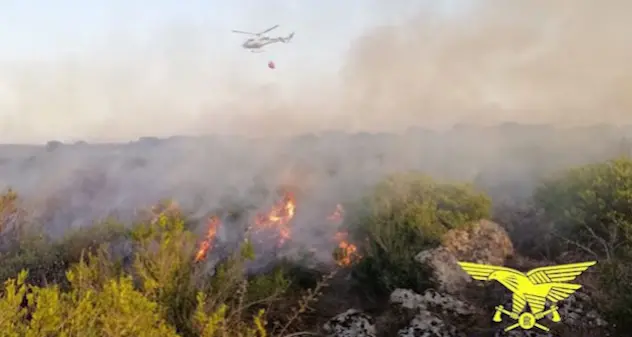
[339,0,632,130]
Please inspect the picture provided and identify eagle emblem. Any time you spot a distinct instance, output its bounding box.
[457,261,597,332]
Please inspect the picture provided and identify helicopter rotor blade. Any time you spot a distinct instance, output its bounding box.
[232,30,257,35]
[258,24,279,35]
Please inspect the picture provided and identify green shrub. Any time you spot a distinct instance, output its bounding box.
[0,270,179,337]
[126,209,315,336]
[0,263,268,337]
[0,196,324,337]
[594,261,632,334]
[0,209,314,337]
[346,172,491,298]
[131,212,200,336]
[534,156,632,260]
[0,220,130,286]
[246,266,291,303]
[0,189,135,286]
[534,157,632,334]
[193,294,267,337]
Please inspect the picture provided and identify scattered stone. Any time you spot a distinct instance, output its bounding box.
[330,219,611,337]
[397,311,463,337]
[489,291,609,337]
[556,292,608,328]
[495,330,552,337]
[390,289,476,316]
[390,289,426,310]
[323,309,376,337]
[389,289,477,337]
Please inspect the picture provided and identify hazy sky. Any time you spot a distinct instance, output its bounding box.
[0,0,471,143]
[0,1,463,63]
[2,0,631,143]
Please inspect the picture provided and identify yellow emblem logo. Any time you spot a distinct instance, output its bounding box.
[457,261,597,332]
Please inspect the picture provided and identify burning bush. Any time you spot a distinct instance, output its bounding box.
[191,189,361,272]
[344,172,492,298]
[0,197,331,336]
[0,188,23,234]
[3,158,632,335]
[0,175,490,335]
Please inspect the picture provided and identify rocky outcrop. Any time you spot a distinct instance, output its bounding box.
[399,311,459,337]
[496,330,552,337]
[491,291,610,337]
[416,219,515,294]
[390,288,477,337]
[325,219,610,337]
[556,292,608,329]
[415,247,470,295]
[441,220,514,265]
[386,285,610,337]
[323,309,376,337]
[390,289,476,317]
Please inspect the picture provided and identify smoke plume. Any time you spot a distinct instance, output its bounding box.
[339,0,632,130]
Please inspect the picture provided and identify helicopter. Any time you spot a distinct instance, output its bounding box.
[232,25,294,52]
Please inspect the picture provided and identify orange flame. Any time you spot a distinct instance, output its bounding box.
[252,191,296,247]
[328,204,361,266]
[327,204,344,224]
[194,216,221,262]
[333,231,361,267]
